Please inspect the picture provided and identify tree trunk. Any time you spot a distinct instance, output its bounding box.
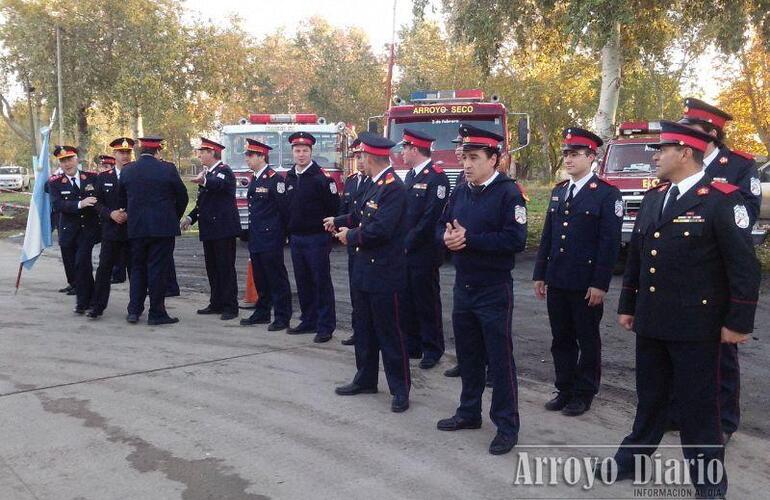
[132,105,144,140]
[77,104,90,156]
[593,22,622,141]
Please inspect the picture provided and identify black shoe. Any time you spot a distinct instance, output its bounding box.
[665,419,681,432]
[126,313,139,324]
[444,364,460,377]
[391,395,409,413]
[165,291,180,298]
[197,306,221,315]
[73,307,86,315]
[220,312,238,321]
[419,358,438,369]
[267,322,288,332]
[288,323,316,334]
[341,335,355,346]
[58,285,73,293]
[110,278,125,284]
[436,415,482,431]
[66,288,77,296]
[545,392,571,411]
[313,333,332,343]
[148,316,179,326]
[240,314,270,326]
[335,383,378,396]
[489,432,517,455]
[561,398,591,416]
[86,309,102,319]
[408,351,422,360]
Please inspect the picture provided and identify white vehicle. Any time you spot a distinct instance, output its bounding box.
[0,165,32,191]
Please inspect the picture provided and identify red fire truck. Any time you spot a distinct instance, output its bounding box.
[370,89,529,186]
[220,113,352,238]
[598,121,767,247]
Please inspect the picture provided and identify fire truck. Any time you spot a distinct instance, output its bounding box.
[370,89,530,186]
[598,121,767,247]
[220,113,352,237]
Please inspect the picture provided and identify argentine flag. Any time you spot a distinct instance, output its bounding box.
[20,124,53,269]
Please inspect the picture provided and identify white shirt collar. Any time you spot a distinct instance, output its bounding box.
[295,162,312,175]
[567,172,593,196]
[703,147,720,169]
[671,170,706,199]
[370,166,391,184]
[207,160,222,173]
[472,170,499,188]
[412,158,431,176]
[253,164,270,180]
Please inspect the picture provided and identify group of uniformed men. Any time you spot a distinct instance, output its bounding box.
[46,97,759,497]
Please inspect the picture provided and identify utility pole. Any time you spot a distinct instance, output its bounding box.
[25,83,37,156]
[56,26,65,144]
[384,0,397,109]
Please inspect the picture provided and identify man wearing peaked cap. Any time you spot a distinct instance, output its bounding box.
[180,137,242,321]
[435,124,527,456]
[398,128,450,369]
[607,120,760,498]
[110,137,135,151]
[533,127,622,417]
[97,155,116,171]
[106,137,135,285]
[332,136,370,346]
[329,131,412,413]
[284,130,339,343]
[239,138,293,331]
[119,136,189,325]
[48,144,101,314]
[676,99,762,443]
[47,146,77,294]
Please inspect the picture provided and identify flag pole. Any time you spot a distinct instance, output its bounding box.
[14,263,23,294]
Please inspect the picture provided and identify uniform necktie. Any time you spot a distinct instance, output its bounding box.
[70,176,80,192]
[405,169,416,186]
[660,185,680,221]
[565,183,575,204]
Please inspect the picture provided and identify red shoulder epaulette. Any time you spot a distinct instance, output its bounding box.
[347,171,357,179]
[48,174,62,181]
[652,181,671,193]
[432,164,444,174]
[710,181,739,194]
[732,150,754,161]
[267,169,275,177]
[320,168,331,178]
[384,172,395,184]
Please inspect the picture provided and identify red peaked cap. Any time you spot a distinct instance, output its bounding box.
[562,127,603,151]
[138,136,164,149]
[680,97,732,131]
[245,138,272,155]
[288,131,316,147]
[53,145,78,160]
[459,123,504,150]
[400,128,435,149]
[650,120,713,152]
[357,131,396,157]
[98,154,116,164]
[198,137,225,153]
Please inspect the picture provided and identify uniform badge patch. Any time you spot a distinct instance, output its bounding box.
[614,199,623,218]
[85,184,94,191]
[217,172,226,179]
[514,205,527,224]
[719,156,728,165]
[696,186,710,196]
[277,182,285,194]
[589,182,598,189]
[330,182,337,194]
[734,205,750,229]
[712,177,727,183]
[750,177,761,196]
[437,185,446,199]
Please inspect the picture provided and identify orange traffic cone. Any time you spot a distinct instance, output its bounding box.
[242,259,258,304]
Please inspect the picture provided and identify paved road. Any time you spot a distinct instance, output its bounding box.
[0,236,767,500]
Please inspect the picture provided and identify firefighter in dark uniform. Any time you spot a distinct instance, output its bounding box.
[435,125,527,456]
[331,132,411,413]
[533,128,623,416]
[47,162,75,295]
[89,139,133,318]
[181,137,242,320]
[284,131,339,343]
[397,128,450,369]
[676,98,762,441]
[239,139,292,331]
[611,121,759,498]
[48,145,101,314]
[325,138,370,346]
[444,134,465,379]
[119,136,189,325]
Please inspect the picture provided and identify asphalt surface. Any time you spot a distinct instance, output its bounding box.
[0,235,767,499]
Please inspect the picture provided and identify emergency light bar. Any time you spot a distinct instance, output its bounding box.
[248,113,319,124]
[408,89,486,103]
[618,121,661,135]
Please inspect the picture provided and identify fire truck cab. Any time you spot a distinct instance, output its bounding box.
[371,89,529,187]
[598,121,767,246]
[221,113,351,238]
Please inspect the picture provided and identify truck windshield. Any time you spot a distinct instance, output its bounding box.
[279,132,341,169]
[604,143,658,174]
[0,167,22,174]
[223,132,281,170]
[388,118,505,151]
